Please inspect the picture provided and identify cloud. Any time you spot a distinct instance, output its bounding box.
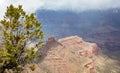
[42,0,120,11]
[0,0,120,19]
[0,0,44,19]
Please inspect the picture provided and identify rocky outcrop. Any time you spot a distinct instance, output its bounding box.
[24,36,99,73]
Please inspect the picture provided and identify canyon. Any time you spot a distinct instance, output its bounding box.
[22,36,120,73]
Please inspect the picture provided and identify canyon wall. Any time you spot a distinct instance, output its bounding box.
[23,36,99,73]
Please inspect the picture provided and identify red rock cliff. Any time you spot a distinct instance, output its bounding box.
[23,36,99,73]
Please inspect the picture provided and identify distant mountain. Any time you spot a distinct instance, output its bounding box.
[35,8,120,52]
[36,8,120,29]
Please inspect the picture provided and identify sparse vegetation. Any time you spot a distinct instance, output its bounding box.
[0,4,44,73]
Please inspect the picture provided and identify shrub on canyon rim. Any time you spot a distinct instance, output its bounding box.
[0,4,44,73]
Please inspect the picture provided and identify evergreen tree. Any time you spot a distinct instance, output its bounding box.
[0,4,44,72]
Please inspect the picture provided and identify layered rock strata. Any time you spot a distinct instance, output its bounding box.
[23,36,99,73]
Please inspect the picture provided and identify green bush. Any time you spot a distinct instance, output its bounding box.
[0,4,44,73]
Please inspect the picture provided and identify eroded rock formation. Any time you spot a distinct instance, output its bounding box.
[24,36,99,73]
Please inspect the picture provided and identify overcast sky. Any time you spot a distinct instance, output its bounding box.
[0,0,120,19]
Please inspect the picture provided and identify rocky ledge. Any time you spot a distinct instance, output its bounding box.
[23,36,99,73]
